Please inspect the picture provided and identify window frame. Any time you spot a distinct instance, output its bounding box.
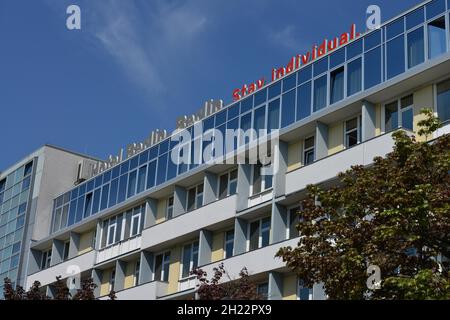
[224,229,235,259]
[382,94,415,133]
[246,216,271,251]
[217,168,238,200]
[180,241,199,280]
[153,251,171,282]
[297,278,314,300]
[250,162,273,196]
[186,183,204,212]
[165,196,174,220]
[344,115,361,149]
[303,135,315,166]
[41,248,52,270]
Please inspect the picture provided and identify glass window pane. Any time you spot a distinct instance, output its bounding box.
[347,39,363,60]
[283,74,296,92]
[156,154,168,185]
[386,18,404,40]
[347,58,362,96]
[426,0,446,20]
[182,245,191,278]
[117,174,128,203]
[219,174,228,200]
[136,165,147,194]
[240,112,252,146]
[428,17,447,59]
[407,27,425,68]
[402,108,414,130]
[91,188,101,215]
[313,58,328,76]
[297,82,311,120]
[109,179,118,207]
[240,97,253,114]
[330,67,344,104]
[268,82,282,100]
[437,79,450,122]
[100,184,109,211]
[364,47,382,89]
[406,8,425,30]
[215,110,227,126]
[281,89,296,128]
[227,103,239,120]
[146,160,156,189]
[127,171,137,198]
[254,89,267,107]
[364,30,381,51]
[268,99,280,131]
[385,102,399,132]
[330,48,345,68]
[254,106,266,135]
[298,65,312,84]
[313,75,327,112]
[387,35,405,79]
[249,221,259,251]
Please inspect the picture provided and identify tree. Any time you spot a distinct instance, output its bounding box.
[276,109,450,300]
[191,263,263,300]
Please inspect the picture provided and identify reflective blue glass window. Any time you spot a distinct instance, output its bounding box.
[330,66,344,104]
[127,170,137,198]
[166,152,178,180]
[347,39,363,60]
[21,176,30,191]
[108,178,118,207]
[138,150,149,165]
[215,124,226,157]
[387,35,405,79]
[215,110,227,126]
[120,161,129,175]
[313,75,327,112]
[189,139,200,170]
[159,140,169,155]
[298,65,312,84]
[283,74,297,92]
[71,187,78,200]
[240,112,252,146]
[117,174,128,203]
[364,30,381,51]
[83,193,92,218]
[268,81,282,100]
[156,154,168,185]
[130,156,139,171]
[228,103,240,120]
[254,106,266,135]
[313,58,328,76]
[149,146,158,160]
[94,176,102,188]
[406,8,425,30]
[78,184,86,196]
[347,58,362,96]
[268,99,280,131]
[68,200,77,226]
[103,170,111,184]
[254,88,267,106]
[386,18,404,40]
[281,89,296,128]
[203,116,214,133]
[385,101,399,131]
[297,82,311,120]
[407,27,425,68]
[437,79,450,122]
[428,16,447,59]
[112,166,120,179]
[100,184,109,211]
[330,48,345,68]
[86,179,94,193]
[75,196,84,223]
[92,188,101,215]
[136,165,147,194]
[426,0,446,20]
[364,47,382,89]
[146,160,157,189]
[240,96,253,114]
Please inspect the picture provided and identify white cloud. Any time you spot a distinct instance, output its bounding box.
[268,25,301,50]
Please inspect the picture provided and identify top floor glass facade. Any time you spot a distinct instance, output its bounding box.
[50,0,450,235]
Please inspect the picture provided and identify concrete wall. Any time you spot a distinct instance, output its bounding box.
[211,231,224,262]
[78,230,94,255]
[167,246,181,294]
[287,141,302,172]
[282,274,297,300]
[328,122,344,156]
[413,85,434,141]
[155,199,167,224]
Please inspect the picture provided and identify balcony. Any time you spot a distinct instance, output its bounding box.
[96,235,141,264]
[248,189,273,208]
[100,281,168,300]
[141,195,237,250]
[179,275,197,292]
[285,131,402,195]
[26,250,96,289]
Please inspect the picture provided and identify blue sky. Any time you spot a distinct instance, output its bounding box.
[0,0,420,170]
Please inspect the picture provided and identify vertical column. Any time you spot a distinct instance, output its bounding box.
[68,232,80,259]
[173,185,187,217]
[270,203,287,244]
[236,164,252,211]
[233,218,248,255]
[27,249,42,274]
[268,272,283,300]
[114,260,127,292]
[198,230,213,266]
[94,220,102,251]
[315,121,329,160]
[50,239,64,266]
[91,269,102,298]
[273,141,288,198]
[139,251,154,285]
[362,100,376,141]
[144,198,158,228]
[203,172,218,205]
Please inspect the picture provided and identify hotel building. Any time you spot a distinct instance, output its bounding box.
[1,0,450,300]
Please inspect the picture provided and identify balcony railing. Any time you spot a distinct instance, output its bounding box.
[96,235,141,264]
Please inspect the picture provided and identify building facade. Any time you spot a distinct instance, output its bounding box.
[3,0,450,300]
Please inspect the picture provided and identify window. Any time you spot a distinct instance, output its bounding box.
[248,217,271,251]
[109,269,116,292]
[218,169,238,200]
[344,117,360,148]
[330,67,344,104]
[437,79,450,122]
[288,207,301,239]
[303,136,315,165]
[257,282,269,300]
[63,241,70,261]
[407,27,425,68]
[41,249,52,269]
[166,196,174,220]
[384,95,414,132]
[154,252,171,282]
[364,47,382,89]
[297,82,311,120]
[313,75,327,111]
[224,230,234,259]
[83,192,93,218]
[134,260,140,286]
[281,89,296,127]
[130,209,142,237]
[428,17,447,59]
[24,162,33,177]
[187,184,203,212]
[298,279,313,300]
[181,242,199,279]
[106,217,117,246]
[252,162,273,195]
[347,58,362,96]
[386,35,405,79]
